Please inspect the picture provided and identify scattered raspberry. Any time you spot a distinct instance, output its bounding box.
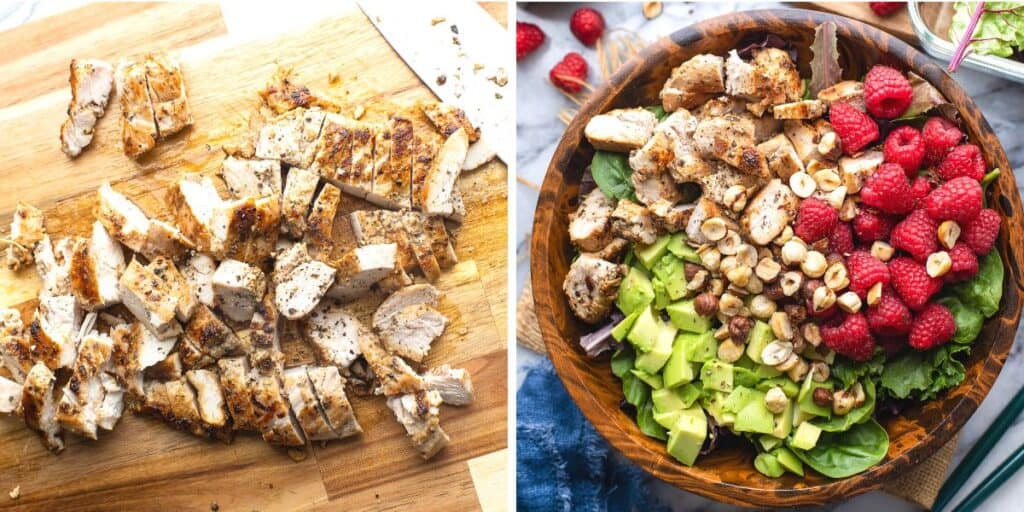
[860,163,914,214]
[864,65,913,119]
[569,7,605,46]
[549,52,588,93]
[517,22,545,60]
[922,116,963,165]
[853,209,894,243]
[910,176,933,208]
[866,291,912,336]
[924,176,983,225]
[847,250,891,297]
[947,243,979,282]
[889,257,942,310]
[936,144,986,182]
[891,209,939,262]
[830,102,879,155]
[961,208,1001,255]
[883,126,925,177]
[829,222,856,254]
[870,2,906,17]
[909,303,956,350]
[794,197,838,243]
[821,313,877,361]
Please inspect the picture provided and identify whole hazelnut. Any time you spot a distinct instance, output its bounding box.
[694,293,718,317]
[763,281,785,301]
[812,388,833,407]
[684,263,702,281]
[784,304,807,325]
[729,316,753,343]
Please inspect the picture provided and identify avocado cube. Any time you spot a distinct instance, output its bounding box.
[790,422,822,451]
[745,320,775,364]
[616,267,655,316]
[630,369,664,389]
[652,387,688,413]
[680,331,718,363]
[797,375,833,417]
[652,277,670,310]
[663,336,694,388]
[771,401,794,439]
[653,409,683,430]
[626,306,661,353]
[635,235,672,269]
[733,366,758,388]
[772,447,804,476]
[700,391,734,427]
[723,386,759,414]
[674,383,702,408]
[666,406,707,466]
[611,310,641,342]
[756,377,800,398]
[759,435,783,452]
[754,364,782,379]
[666,299,711,333]
[651,254,688,300]
[700,359,734,393]
[735,397,775,434]
[754,452,786,478]
[666,233,701,263]
[635,323,676,374]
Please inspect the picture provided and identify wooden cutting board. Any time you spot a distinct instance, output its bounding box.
[0,3,509,511]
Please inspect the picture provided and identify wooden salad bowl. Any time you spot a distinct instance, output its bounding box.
[530,8,1024,507]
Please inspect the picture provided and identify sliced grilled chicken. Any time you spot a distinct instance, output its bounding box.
[55,331,114,439]
[758,133,805,182]
[185,305,250,360]
[692,114,769,179]
[144,352,184,382]
[275,258,335,320]
[359,325,423,397]
[250,373,306,446]
[304,183,341,261]
[259,68,333,114]
[283,366,336,441]
[399,211,441,282]
[340,121,376,198]
[97,183,150,254]
[217,356,259,431]
[185,369,231,440]
[95,373,125,431]
[698,161,763,209]
[726,48,802,116]
[143,219,194,261]
[34,236,74,298]
[373,284,439,326]
[249,292,283,375]
[569,188,616,253]
[740,178,799,246]
[0,309,32,383]
[386,390,448,459]
[281,167,320,238]
[380,114,417,209]
[650,198,696,232]
[817,80,866,111]
[168,174,222,252]
[177,333,214,370]
[22,362,65,452]
[148,256,197,322]
[211,259,267,323]
[660,54,726,111]
[375,303,447,364]
[562,254,626,324]
[422,365,474,406]
[303,300,362,370]
[110,321,176,400]
[632,169,683,208]
[308,112,356,184]
[142,378,206,438]
[29,295,82,369]
[211,194,281,265]
[609,199,658,245]
[326,243,397,301]
[424,217,458,269]
[69,222,125,311]
[410,131,435,211]
[0,375,22,414]
[116,58,158,158]
[3,202,45,270]
[305,366,361,438]
[772,100,827,120]
[420,101,481,142]
[61,59,114,157]
[119,259,182,339]
[420,128,469,217]
[255,107,327,168]
[782,120,827,165]
[221,156,283,199]
[182,252,217,308]
[584,108,657,152]
[143,53,192,138]
[349,209,417,272]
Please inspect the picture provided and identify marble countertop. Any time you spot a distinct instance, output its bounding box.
[515,2,1024,511]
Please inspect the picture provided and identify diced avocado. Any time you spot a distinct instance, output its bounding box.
[772,447,804,476]
[652,277,670,310]
[666,233,701,264]
[797,375,833,418]
[754,364,782,379]
[790,422,822,451]
[653,386,691,413]
[636,323,677,374]
[700,359,734,393]
[754,453,786,478]
[680,331,718,363]
[651,254,687,300]
[654,409,683,430]
[666,405,707,466]
[626,306,660,353]
[733,355,756,369]
[611,310,641,342]
[733,366,758,388]
[759,435,783,452]
[723,386,758,413]
[735,397,775,434]
[663,336,695,388]
[756,378,800,398]
[745,320,775,364]
[666,299,711,333]
[771,401,794,439]
[674,383,702,408]
[792,405,816,427]
[616,267,655,316]
[635,235,673,269]
[630,369,664,389]
[701,391,735,427]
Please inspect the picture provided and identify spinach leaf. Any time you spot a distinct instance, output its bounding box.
[936,295,984,343]
[812,380,876,432]
[831,352,885,389]
[637,397,668,440]
[591,151,636,201]
[951,251,1003,318]
[611,346,635,378]
[791,419,889,478]
[644,105,669,121]
[621,370,650,407]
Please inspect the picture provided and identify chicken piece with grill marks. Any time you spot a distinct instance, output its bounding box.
[55,331,115,439]
[21,362,65,452]
[3,202,45,270]
[305,366,361,438]
[61,59,114,157]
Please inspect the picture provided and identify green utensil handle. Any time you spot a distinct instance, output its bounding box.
[933,390,1024,512]
[949,442,1024,512]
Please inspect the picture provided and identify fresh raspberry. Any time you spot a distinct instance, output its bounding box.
[860,163,914,214]
[936,144,986,182]
[891,209,939,262]
[794,197,838,243]
[883,126,925,177]
[830,102,879,155]
[847,250,891,297]
[853,209,894,243]
[516,22,546,60]
[889,257,942,310]
[821,313,877,361]
[910,176,933,207]
[569,7,605,46]
[961,208,1001,255]
[870,2,906,17]
[866,291,912,336]
[922,116,963,165]
[947,243,979,282]
[829,222,856,254]
[924,176,983,225]
[549,52,588,93]
[908,303,956,350]
[864,65,913,119]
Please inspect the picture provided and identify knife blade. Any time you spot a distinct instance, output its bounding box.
[359,0,511,169]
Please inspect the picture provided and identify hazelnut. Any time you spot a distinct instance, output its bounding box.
[802,323,822,347]
[786,357,810,382]
[729,316,753,343]
[938,220,961,250]
[717,338,745,363]
[736,244,758,268]
[763,281,786,301]
[708,278,725,296]
[781,239,808,266]
[780,271,803,297]
[776,352,801,372]
[764,387,790,414]
[927,251,952,278]
[813,169,842,192]
[726,266,753,287]
[699,247,722,272]
[812,388,833,407]
[784,304,807,324]
[687,270,709,291]
[755,258,782,282]
[642,2,663,19]
[714,324,731,341]
[724,185,749,212]
[817,131,842,160]
[837,291,862,313]
[812,285,837,312]
[719,292,743,316]
[746,275,764,294]
[773,225,794,246]
[825,185,847,209]
[694,293,718,317]
[871,241,894,262]
[717,231,742,255]
[789,172,817,198]
[832,384,864,415]
[769,312,794,341]
[802,251,828,278]
[720,255,739,276]
[762,339,794,366]
[824,262,849,291]
[701,217,727,241]
[684,263,702,280]
[801,278,823,300]
[749,294,777,319]
[810,238,830,253]
[866,282,883,306]
[839,197,858,222]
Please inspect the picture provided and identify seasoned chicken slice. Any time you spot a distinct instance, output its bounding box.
[21,362,65,452]
[304,183,341,261]
[144,219,194,261]
[783,119,840,165]
[308,113,355,184]
[410,133,436,212]
[144,352,184,382]
[211,259,267,323]
[274,254,336,321]
[773,100,827,120]
[0,375,22,414]
[250,373,306,446]
[358,321,423,396]
[217,357,259,431]
[758,133,805,181]
[563,254,626,324]
[186,305,250,360]
[628,109,698,176]
[305,366,361,438]
[349,210,417,273]
[399,211,442,282]
[148,256,197,322]
[817,80,865,111]
[420,101,481,142]
[3,202,45,270]
[94,373,125,430]
[211,195,281,265]
[425,217,458,269]
[740,179,799,245]
[368,115,414,209]
[632,169,683,208]
[283,366,336,441]
[326,243,397,301]
[303,301,363,369]
[839,151,885,194]
[726,48,802,116]
[386,390,449,459]
[692,115,769,179]
[660,54,726,111]
[281,167,320,238]
[183,253,216,308]
[119,259,181,339]
[34,236,74,299]
[376,304,447,364]
[185,369,230,439]
[698,161,763,209]
[116,58,158,158]
[610,199,658,245]
[220,156,283,199]
[143,53,192,137]
[421,128,470,217]
[569,189,616,254]
[55,331,114,439]
[0,309,32,383]
[259,68,336,114]
[255,108,327,168]
[584,108,657,152]
[69,222,125,311]
[338,121,376,198]
[249,292,283,375]
[373,284,438,325]
[142,379,205,438]
[422,365,475,406]
[168,174,222,252]
[96,182,150,253]
[110,321,176,401]
[178,328,215,370]
[29,295,82,369]
[60,59,115,157]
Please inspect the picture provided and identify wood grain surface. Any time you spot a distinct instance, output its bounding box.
[531,8,1023,508]
[796,2,958,46]
[0,3,508,511]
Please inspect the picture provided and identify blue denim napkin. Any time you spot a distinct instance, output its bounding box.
[516,358,671,512]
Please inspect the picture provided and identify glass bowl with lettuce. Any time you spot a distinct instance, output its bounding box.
[909,1,1024,84]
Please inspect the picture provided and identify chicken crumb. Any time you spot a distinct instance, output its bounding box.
[210,502,219,511]
[9,486,19,500]
[327,73,340,85]
[430,17,445,26]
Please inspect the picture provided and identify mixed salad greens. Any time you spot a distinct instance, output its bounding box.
[949,1,1024,71]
